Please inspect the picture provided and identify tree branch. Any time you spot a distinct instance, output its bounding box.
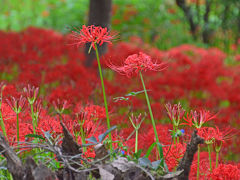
[176,130,204,180]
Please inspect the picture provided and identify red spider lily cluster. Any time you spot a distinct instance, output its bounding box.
[0,26,240,179]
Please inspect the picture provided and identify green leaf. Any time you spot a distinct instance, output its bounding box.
[98,125,117,142]
[25,134,45,140]
[156,142,164,149]
[125,90,146,97]
[145,142,156,158]
[133,149,142,159]
[86,136,98,144]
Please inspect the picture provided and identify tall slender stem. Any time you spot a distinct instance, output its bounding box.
[215,142,222,169]
[0,92,7,137]
[173,125,176,145]
[215,151,219,169]
[94,44,113,153]
[0,109,7,137]
[135,128,138,154]
[139,71,163,165]
[16,113,19,142]
[80,126,86,153]
[208,144,212,172]
[197,144,200,180]
[30,104,36,134]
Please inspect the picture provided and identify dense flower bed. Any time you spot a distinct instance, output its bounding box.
[0,27,240,179]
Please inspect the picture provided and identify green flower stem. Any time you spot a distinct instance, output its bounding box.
[80,126,86,153]
[215,151,219,169]
[208,144,212,172]
[139,71,163,165]
[94,44,113,153]
[197,144,200,180]
[215,142,222,169]
[175,126,179,144]
[16,113,19,142]
[30,104,36,134]
[135,128,138,154]
[0,109,7,137]
[173,125,176,145]
[0,92,7,137]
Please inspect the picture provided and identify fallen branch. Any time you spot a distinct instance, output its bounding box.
[0,125,204,180]
[0,133,24,179]
[0,132,56,180]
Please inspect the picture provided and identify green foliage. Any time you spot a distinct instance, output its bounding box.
[0,0,239,51]
[25,134,45,140]
[0,0,88,32]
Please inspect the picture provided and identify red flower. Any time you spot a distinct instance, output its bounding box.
[23,84,39,105]
[165,102,185,126]
[182,109,216,128]
[198,127,219,144]
[164,143,186,171]
[6,95,26,114]
[209,164,240,180]
[213,127,237,152]
[108,52,167,77]
[52,99,70,114]
[70,25,114,50]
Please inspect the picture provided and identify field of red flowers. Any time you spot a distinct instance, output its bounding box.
[0,27,240,179]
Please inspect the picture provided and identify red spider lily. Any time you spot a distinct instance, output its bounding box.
[129,113,144,125]
[198,127,219,144]
[108,52,167,77]
[70,25,114,50]
[74,103,106,121]
[213,127,238,152]
[6,95,26,114]
[73,117,95,136]
[197,126,237,146]
[52,99,70,114]
[23,84,39,105]
[165,102,185,126]
[84,105,106,120]
[32,99,43,119]
[181,110,216,129]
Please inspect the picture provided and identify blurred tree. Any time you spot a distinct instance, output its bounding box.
[175,0,213,43]
[176,0,198,40]
[85,0,112,67]
[175,0,240,45]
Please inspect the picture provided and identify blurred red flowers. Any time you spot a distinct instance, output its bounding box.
[108,52,167,77]
[209,164,240,180]
[70,25,114,50]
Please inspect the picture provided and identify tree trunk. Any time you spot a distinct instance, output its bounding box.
[237,4,240,44]
[202,0,212,44]
[176,0,198,40]
[85,0,112,67]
